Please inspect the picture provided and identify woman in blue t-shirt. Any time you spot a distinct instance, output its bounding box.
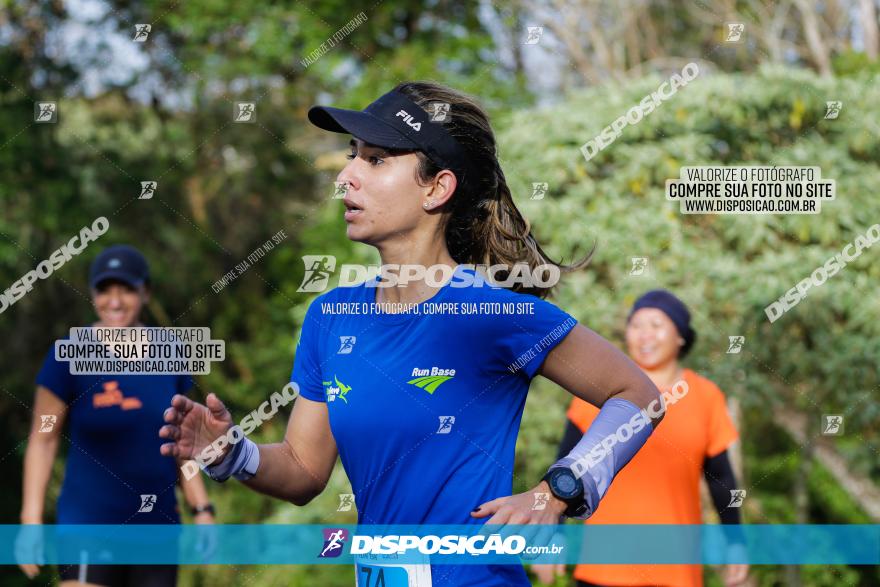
[19,245,215,587]
[159,82,665,586]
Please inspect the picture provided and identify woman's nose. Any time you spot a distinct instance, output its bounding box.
[629,330,652,344]
[107,291,124,308]
[337,160,362,190]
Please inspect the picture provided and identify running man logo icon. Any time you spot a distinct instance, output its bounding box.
[234,102,256,123]
[318,528,349,558]
[338,336,356,354]
[532,492,550,511]
[727,489,746,508]
[139,181,157,200]
[822,415,844,435]
[524,26,543,45]
[428,102,450,122]
[337,493,354,512]
[133,24,151,42]
[34,102,57,123]
[298,255,336,292]
[332,181,349,199]
[824,101,843,120]
[437,416,455,434]
[727,336,745,354]
[39,415,57,432]
[725,23,744,42]
[531,182,549,200]
[138,494,157,513]
[630,257,648,276]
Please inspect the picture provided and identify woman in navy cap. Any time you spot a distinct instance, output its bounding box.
[537,289,749,587]
[19,244,215,586]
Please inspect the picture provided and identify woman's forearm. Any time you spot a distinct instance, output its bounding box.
[180,467,211,508]
[20,436,59,523]
[239,441,328,505]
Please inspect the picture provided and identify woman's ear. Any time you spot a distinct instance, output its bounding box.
[426,169,458,208]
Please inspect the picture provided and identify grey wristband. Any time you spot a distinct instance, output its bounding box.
[203,432,260,482]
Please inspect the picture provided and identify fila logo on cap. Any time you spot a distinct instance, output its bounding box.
[395,110,421,131]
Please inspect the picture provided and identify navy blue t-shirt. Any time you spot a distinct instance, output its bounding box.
[36,335,193,524]
[291,267,578,586]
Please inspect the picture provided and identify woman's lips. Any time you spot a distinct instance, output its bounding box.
[343,198,363,222]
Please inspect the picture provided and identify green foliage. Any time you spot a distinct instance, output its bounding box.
[832,49,880,78]
[498,64,880,484]
[503,66,880,586]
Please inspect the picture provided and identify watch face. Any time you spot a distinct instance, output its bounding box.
[553,470,578,497]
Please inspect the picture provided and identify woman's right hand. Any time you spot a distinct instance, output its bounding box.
[159,393,234,465]
[15,523,44,578]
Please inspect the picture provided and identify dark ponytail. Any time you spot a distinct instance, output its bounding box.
[393,80,592,298]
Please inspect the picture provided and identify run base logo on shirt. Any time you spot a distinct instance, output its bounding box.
[407,367,455,394]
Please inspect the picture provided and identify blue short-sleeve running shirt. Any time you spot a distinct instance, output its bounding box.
[291,267,578,586]
[36,335,193,524]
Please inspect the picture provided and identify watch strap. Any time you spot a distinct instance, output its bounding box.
[190,503,215,516]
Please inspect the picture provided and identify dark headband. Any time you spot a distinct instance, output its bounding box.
[628,289,697,358]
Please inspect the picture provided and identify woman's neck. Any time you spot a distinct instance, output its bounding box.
[641,360,684,390]
[374,240,457,307]
[92,321,143,328]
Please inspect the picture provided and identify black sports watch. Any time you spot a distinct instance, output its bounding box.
[542,467,589,518]
[190,503,216,517]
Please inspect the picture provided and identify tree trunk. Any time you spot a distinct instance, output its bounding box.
[794,0,833,76]
[783,411,811,586]
[859,0,879,60]
[773,408,880,521]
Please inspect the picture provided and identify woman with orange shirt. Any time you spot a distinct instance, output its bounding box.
[536,289,749,587]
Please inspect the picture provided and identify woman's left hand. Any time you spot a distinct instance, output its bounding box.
[471,481,567,557]
[470,481,566,524]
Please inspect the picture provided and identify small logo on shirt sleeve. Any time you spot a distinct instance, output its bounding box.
[324,376,352,404]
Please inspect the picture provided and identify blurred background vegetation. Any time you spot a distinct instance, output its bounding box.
[1,0,878,585]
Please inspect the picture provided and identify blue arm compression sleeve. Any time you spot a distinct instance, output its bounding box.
[549,398,654,519]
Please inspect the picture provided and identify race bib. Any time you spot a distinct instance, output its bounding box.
[354,553,432,587]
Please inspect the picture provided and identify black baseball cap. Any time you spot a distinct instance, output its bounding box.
[308,89,472,177]
[89,245,150,289]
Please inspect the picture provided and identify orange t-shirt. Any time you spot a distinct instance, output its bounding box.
[567,369,739,587]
